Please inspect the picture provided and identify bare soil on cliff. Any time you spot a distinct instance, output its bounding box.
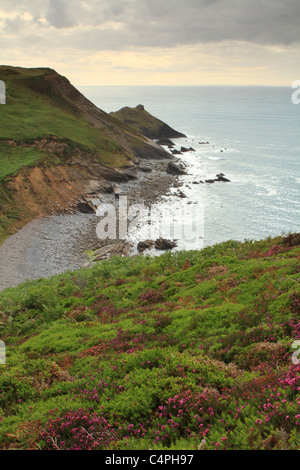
[0,158,179,291]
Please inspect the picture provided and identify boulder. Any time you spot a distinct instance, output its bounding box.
[112,185,121,197]
[101,182,115,194]
[176,190,187,198]
[180,146,196,152]
[157,138,175,147]
[139,166,152,173]
[155,238,177,250]
[216,174,231,182]
[166,162,187,175]
[120,169,138,180]
[137,240,154,253]
[93,241,132,261]
[77,199,96,213]
[205,174,231,183]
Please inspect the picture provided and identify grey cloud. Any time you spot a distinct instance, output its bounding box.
[1,0,299,47]
[4,16,28,33]
[46,0,84,28]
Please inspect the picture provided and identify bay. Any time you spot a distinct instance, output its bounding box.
[79,85,300,248]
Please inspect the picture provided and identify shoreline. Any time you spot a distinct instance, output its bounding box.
[0,155,181,291]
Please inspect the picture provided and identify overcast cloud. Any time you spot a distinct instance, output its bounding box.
[0,0,299,85]
[1,0,299,47]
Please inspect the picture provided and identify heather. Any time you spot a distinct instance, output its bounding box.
[0,233,299,450]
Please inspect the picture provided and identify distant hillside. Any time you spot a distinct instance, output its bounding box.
[0,66,170,241]
[110,104,186,140]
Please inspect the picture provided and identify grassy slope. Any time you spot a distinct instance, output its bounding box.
[0,66,165,242]
[110,105,186,139]
[0,234,299,450]
[0,66,136,180]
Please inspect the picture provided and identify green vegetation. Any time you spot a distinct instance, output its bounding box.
[0,66,133,179]
[0,234,299,450]
[0,143,47,182]
[0,66,151,242]
[110,104,185,139]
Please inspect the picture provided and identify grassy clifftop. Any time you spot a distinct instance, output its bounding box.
[0,66,169,241]
[0,66,135,173]
[0,233,299,450]
[111,104,186,140]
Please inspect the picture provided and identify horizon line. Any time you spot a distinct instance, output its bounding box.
[77,83,294,88]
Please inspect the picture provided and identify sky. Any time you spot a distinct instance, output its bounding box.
[0,0,299,86]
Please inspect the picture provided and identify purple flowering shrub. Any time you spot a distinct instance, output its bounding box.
[1,233,299,450]
[41,408,118,450]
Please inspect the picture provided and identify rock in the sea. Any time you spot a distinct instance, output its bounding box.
[216,174,231,182]
[176,190,187,198]
[137,239,154,253]
[180,146,196,152]
[157,138,175,147]
[166,162,187,175]
[171,149,182,155]
[205,174,231,183]
[155,238,177,250]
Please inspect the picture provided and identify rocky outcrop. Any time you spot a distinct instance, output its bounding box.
[110,105,186,140]
[137,238,177,252]
[137,240,155,253]
[166,162,187,175]
[216,173,231,182]
[205,174,231,183]
[157,138,175,147]
[139,166,152,173]
[92,241,132,261]
[175,190,187,198]
[77,198,97,214]
[155,238,177,250]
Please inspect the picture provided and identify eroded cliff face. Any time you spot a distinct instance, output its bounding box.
[0,136,154,239]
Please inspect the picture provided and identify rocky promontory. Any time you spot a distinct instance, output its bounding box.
[0,66,174,242]
[110,104,186,140]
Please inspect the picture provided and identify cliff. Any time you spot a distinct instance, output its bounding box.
[110,104,186,140]
[0,66,171,241]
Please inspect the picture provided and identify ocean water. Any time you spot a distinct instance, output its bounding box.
[79,85,300,249]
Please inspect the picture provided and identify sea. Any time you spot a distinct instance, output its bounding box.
[79,85,300,251]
